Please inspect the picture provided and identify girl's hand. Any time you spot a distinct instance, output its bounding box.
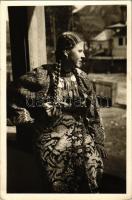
[43,102,62,117]
[42,102,54,116]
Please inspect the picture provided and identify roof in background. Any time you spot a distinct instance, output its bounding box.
[92,29,114,41]
[107,23,126,28]
[72,6,86,14]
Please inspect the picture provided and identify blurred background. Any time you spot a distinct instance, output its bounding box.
[7,5,126,193]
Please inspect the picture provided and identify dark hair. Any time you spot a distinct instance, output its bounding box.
[55,32,82,62]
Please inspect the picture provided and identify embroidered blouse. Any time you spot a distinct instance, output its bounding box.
[7,64,106,158]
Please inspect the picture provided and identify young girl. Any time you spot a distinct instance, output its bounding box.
[8,32,106,193]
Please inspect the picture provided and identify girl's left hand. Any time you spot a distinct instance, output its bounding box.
[42,102,54,116]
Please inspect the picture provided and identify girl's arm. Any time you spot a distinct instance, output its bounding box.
[7,65,50,125]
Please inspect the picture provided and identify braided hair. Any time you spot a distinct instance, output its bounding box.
[72,67,92,107]
[55,32,82,62]
[53,61,61,102]
[54,32,86,104]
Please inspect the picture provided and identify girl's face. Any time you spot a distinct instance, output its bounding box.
[68,41,85,68]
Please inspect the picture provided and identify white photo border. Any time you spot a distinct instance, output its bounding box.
[0,1,132,200]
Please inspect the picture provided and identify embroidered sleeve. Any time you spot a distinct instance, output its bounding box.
[7,65,50,125]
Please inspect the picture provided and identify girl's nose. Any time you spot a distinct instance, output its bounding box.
[81,52,85,58]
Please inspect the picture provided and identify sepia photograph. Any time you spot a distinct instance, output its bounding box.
[0,1,132,200]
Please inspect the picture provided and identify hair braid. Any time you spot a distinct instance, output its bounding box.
[73,68,86,97]
[73,68,92,107]
[53,61,61,103]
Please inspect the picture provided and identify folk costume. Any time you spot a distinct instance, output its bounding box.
[8,32,106,193]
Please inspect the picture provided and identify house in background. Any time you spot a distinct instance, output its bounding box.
[90,29,114,56]
[87,23,126,73]
[107,23,126,59]
[90,23,127,59]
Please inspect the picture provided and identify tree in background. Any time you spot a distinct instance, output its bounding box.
[72,5,127,45]
[45,6,73,49]
[45,6,73,63]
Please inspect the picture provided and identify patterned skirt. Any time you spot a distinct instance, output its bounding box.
[33,114,104,193]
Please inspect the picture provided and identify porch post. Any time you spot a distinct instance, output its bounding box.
[27,6,47,70]
[8,6,47,80]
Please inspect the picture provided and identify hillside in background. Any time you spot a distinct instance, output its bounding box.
[7,5,127,68]
[71,5,126,42]
[45,5,127,46]
[45,5,126,64]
